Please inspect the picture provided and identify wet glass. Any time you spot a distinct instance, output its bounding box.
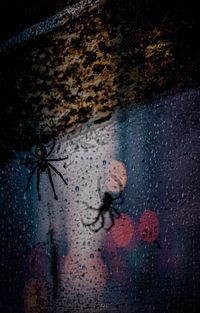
[1,88,200,312]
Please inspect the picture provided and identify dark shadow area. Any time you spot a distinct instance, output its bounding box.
[0,0,80,43]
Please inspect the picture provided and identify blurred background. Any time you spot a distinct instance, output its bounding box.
[0,88,200,312]
[0,1,200,312]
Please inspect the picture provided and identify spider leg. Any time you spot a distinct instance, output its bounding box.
[47,167,58,200]
[37,168,41,201]
[82,201,99,211]
[112,207,121,219]
[97,178,104,202]
[105,211,115,231]
[47,156,69,162]
[25,165,38,192]
[93,214,104,232]
[48,163,68,186]
[47,139,55,157]
[82,213,100,227]
[88,206,99,211]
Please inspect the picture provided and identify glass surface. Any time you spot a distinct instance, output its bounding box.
[0,88,200,312]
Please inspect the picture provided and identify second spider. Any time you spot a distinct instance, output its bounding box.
[82,176,124,232]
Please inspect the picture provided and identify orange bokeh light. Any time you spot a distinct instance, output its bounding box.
[111,213,135,248]
[24,278,48,313]
[106,160,127,193]
[62,253,107,294]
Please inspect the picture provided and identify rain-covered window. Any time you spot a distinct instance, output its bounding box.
[0,1,200,313]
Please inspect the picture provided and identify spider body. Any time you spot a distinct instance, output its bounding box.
[98,192,114,215]
[22,139,69,200]
[82,177,124,232]
[38,159,48,172]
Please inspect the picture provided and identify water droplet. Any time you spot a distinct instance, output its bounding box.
[75,186,79,192]
[103,160,107,165]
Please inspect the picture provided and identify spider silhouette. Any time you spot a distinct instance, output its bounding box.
[82,176,124,232]
[22,139,68,200]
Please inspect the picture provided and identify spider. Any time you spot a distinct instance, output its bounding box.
[82,176,124,232]
[22,138,69,200]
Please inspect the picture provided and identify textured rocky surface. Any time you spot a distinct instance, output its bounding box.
[0,0,199,161]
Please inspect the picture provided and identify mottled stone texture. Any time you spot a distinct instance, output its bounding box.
[0,0,199,161]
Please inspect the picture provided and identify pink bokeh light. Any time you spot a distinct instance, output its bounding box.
[138,210,159,243]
